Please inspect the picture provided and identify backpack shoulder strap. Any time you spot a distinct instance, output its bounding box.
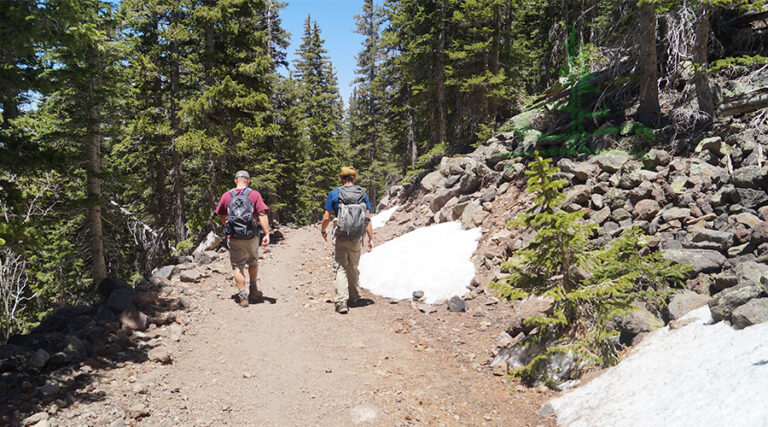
[241,187,252,197]
[230,189,238,197]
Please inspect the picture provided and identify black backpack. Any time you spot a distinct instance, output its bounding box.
[335,185,369,241]
[226,188,257,240]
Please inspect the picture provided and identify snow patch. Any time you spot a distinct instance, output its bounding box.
[547,306,768,427]
[359,222,481,304]
[371,206,398,229]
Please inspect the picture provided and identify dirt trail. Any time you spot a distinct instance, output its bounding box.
[58,226,554,426]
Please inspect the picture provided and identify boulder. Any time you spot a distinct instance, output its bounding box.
[668,290,710,320]
[447,296,467,312]
[420,171,446,192]
[735,188,768,209]
[430,188,460,212]
[633,199,660,220]
[439,157,469,176]
[759,206,768,221]
[731,212,762,228]
[458,168,483,194]
[194,250,218,266]
[592,151,630,173]
[603,188,628,210]
[661,249,725,274]
[179,270,202,283]
[694,136,723,155]
[733,261,768,284]
[460,200,488,229]
[709,281,767,322]
[730,166,768,189]
[506,297,554,336]
[661,208,691,222]
[751,221,768,245]
[565,185,591,206]
[485,141,510,165]
[119,308,148,332]
[618,161,643,189]
[193,231,222,255]
[643,149,671,168]
[569,162,600,181]
[106,288,138,313]
[688,228,734,251]
[732,298,768,329]
[610,304,663,334]
[611,208,631,222]
[688,161,728,187]
[148,347,172,364]
[591,207,611,224]
[151,265,179,280]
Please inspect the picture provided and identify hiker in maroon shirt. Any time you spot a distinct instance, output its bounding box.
[215,170,270,307]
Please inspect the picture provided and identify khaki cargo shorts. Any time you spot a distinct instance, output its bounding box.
[228,238,259,270]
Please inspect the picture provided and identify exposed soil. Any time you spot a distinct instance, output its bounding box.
[52,225,556,426]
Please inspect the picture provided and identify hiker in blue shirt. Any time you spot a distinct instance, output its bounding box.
[320,166,373,314]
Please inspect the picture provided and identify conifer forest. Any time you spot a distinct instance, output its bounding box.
[2,0,768,340]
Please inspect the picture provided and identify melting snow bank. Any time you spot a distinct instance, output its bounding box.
[371,206,398,229]
[359,222,481,304]
[545,306,768,427]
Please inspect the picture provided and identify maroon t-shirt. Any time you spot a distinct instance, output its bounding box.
[215,187,269,219]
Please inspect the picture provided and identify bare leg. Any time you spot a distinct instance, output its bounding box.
[248,264,259,284]
[233,268,246,292]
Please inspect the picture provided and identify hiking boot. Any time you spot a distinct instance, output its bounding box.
[248,287,264,304]
[335,303,349,314]
[237,292,249,307]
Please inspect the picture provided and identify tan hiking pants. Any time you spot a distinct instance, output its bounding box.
[333,238,362,306]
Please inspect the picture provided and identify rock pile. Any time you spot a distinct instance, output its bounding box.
[0,247,224,425]
[380,127,768,340]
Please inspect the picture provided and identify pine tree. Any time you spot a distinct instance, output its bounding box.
[349,0,388,207]
[41,0,124,284]
[492,156,691,385]
[293,16,344,214]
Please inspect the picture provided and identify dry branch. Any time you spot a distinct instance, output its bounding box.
[720,86,768,116]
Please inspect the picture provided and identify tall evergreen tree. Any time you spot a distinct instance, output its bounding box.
[41,0,123,283]
[349,0,387,207]
[293,16,344,213]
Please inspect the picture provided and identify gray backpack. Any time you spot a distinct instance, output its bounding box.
[335,185,369,241]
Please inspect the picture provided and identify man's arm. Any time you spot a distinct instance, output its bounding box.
[321,210,331,241]
[220,215,227,224]
[258,211,270,246]
[365,210,373,250]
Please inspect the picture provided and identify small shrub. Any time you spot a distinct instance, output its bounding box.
[491,155,691,385]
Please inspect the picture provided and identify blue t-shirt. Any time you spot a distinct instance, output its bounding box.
[324,187,372,217]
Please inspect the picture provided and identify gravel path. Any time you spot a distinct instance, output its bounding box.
[53,226,554,426]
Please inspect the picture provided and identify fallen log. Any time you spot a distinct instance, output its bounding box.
[720,86,768,116]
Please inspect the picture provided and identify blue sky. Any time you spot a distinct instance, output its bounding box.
[280,0,381,106]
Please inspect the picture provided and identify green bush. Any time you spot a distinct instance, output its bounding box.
[491,155,691,385]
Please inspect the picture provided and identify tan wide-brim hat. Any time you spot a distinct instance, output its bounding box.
[338,166,358,178]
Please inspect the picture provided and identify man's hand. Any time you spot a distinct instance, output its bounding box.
[261,233,270,247]
[367,238,373,251]
[321,230,328,241]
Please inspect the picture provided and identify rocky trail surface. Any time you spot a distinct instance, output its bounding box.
[15,226,554,426]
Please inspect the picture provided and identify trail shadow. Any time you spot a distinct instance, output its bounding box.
[0,277,185,424]
[754,360,768,366]
[228,293,278,305]
[350,298,375,308]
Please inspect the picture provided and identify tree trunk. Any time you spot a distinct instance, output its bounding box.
[694,3,715,125]
[170,8,187,243]
[436,1,447,145]
[86,52,107,283]
[406,95,417,168]
[204,24,219,210]
[637,1,661,127]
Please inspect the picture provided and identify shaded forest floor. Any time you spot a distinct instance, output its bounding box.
[51,226,555,426]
